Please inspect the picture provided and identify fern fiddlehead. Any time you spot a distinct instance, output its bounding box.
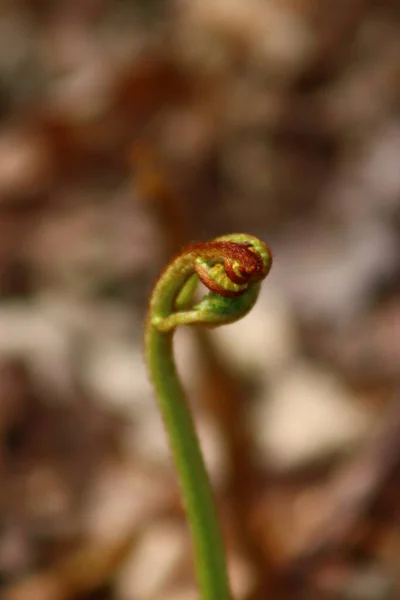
[145,233,272,600]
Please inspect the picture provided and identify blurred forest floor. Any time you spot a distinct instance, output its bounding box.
[0,1,400,599]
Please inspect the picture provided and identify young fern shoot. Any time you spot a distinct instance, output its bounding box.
[145,233,273,600]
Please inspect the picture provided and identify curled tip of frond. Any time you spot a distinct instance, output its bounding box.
[193,236,272,298]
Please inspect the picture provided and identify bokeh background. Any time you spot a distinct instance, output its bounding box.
[0,1,400,599]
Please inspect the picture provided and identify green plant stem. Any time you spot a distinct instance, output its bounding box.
[146,328,230,598]
[144,234,272,600]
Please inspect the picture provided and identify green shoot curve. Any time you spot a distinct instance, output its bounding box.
[144,233,273,600]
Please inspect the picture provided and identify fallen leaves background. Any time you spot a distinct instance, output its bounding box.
[0,1,399,599]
